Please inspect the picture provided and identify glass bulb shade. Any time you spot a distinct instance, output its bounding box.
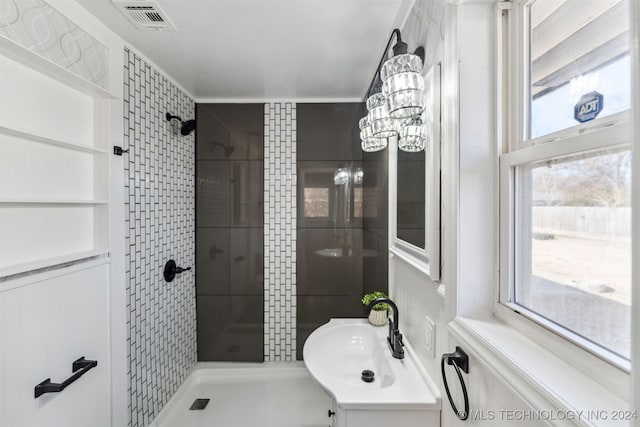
[366,93,397,137]
[359,116,375,139]
[382,71,424,95]
[398,118,427,152]
[365,91,385,110]
[359,115,388,152]
[380,53,423,81]
[361,137,388,152]
[334,168,350,186]
[386,89,424,119]
[358,116,370,131]
[353,168,364,185]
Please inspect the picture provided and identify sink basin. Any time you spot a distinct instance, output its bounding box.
[303,319,440,410]
[315,248,345,257]
[314,249,378,258]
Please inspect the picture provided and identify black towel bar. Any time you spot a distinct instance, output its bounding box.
[34,357,98,398]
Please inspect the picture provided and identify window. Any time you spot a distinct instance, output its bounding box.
[500,0,632,365]
[304,187,330,218]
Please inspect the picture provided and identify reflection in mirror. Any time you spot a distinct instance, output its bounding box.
[300,164,363,228]
[396,149,425,248]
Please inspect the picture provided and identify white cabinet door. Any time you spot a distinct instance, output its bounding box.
[0,261,111,427]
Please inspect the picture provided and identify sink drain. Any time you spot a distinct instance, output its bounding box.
[361,370,375,383]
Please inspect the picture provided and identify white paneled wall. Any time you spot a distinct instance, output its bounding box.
[390,256,444,379]
[264,102,297,361]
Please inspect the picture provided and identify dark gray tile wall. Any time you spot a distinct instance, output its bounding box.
[123,48,196,427]
[296,103,373,358]
[363,147,389,297]
[296,103,363,161]
[196,104,264,362]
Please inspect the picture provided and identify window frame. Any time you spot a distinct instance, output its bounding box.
[497,0,632,372]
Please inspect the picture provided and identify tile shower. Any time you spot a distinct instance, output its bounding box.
[195,102,389,362]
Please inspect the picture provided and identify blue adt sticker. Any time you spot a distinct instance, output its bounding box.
[574,91,603,123]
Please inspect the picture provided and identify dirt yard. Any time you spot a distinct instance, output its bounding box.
[532,236,631,305]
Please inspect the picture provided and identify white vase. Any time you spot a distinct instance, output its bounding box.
[368,309,388,326]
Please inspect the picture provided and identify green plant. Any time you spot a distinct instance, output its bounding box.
[362,291,392,312]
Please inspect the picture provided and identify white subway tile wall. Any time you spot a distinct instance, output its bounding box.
[123,48,196,427]
[264,103,297,361]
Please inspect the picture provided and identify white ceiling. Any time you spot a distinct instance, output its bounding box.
[78,0,413,101]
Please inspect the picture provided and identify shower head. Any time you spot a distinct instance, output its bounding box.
[224,146,235,157]
[212,140,235,157]
[166,112,196,136]
[180,119,196,136]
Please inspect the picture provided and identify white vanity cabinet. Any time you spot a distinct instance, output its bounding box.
[0,261,111,427]
[332,404,440,427]
[305,319,441,427]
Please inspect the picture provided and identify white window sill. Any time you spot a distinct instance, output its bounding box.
[448,316,631,427]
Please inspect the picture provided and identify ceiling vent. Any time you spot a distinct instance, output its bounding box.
[112,1,176,31]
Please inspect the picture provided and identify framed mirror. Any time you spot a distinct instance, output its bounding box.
[390,64,441,280]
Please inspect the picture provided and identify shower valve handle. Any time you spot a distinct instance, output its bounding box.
[163,260,191,283]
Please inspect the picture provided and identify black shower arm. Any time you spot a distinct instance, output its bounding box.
[166,112,183,122]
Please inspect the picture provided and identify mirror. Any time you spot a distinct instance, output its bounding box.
[397,148,426,248]
[391,64,441,280]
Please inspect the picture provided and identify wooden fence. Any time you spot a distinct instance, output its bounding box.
[532,207,631,241]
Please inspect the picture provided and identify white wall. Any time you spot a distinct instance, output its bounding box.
[390,2,546,426]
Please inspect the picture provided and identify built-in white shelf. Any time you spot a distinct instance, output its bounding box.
[0,35,118,100]
[0,125,108,154]
[0,199,109,205]
[0,249,110,279]
[0,35,111,280]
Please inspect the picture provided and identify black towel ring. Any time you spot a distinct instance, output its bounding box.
[441,347,470,420]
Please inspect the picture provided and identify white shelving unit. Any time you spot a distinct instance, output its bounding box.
[0,126,109,154]
[0,199,109,204]
[0,37,116,277]
[0,249,109,278]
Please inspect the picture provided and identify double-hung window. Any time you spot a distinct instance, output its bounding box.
[499,0,632,368]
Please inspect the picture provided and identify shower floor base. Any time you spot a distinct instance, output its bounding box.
[150,362,333,427]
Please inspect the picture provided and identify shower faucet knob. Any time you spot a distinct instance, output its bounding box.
[163,259,191,282]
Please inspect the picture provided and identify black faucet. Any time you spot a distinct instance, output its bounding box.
[366,298,404,359]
